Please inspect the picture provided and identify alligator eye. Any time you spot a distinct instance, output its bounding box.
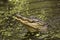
[32,19,39,22]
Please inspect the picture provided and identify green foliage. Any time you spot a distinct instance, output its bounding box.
[0,0,60,40]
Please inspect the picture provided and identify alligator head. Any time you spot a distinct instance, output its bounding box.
[13,14,48,33]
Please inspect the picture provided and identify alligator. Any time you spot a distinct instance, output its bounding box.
[13,14,48,33]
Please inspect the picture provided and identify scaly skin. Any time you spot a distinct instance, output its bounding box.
[13,14,48,33]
